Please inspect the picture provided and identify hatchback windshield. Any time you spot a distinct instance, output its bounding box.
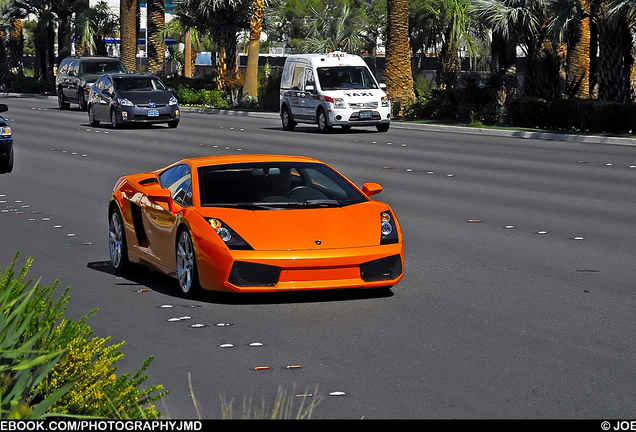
[114,77,167,91]
[198,162,367,208]
[317,66,378,90]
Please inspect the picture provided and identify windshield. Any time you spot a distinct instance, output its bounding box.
[198,162,367,208]
[80,61,126,74]
[114,77,167,91]
[317,66,378,90]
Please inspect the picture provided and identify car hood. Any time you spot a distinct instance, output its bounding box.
[118,90,174,105]
[195,201,391,251]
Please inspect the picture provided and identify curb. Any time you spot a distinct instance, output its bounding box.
[5,93,636,147]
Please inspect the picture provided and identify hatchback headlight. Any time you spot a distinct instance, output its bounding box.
[169,96,178,106]
[0,126,11,137]
[117,98,134,107]
[205,218,252,250]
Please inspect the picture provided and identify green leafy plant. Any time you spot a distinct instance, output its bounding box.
[1,254,167,418]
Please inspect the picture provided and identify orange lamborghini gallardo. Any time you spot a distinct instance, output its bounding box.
[108,154,403,296]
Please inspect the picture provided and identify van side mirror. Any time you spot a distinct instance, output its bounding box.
[305,84,315,93]
[379,83,387,89]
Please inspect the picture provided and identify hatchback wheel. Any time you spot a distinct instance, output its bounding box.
[110,109,119,129]
[88,106,99,127]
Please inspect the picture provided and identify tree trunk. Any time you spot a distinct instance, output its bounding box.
[597,1,631,104]
[566,0,591,98]
[383,0,414,115]
[74,0,90,56]
[120,0,138,71]
[243,0,264,100]
[8,19,24,78]
[147,0,166,76]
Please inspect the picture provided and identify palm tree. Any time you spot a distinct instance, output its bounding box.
[603,0,636,104]
[147,0,165,75]
[76,1,119,56]
[470,0,559,99]
[120,0,138,71]
[74,0,89,56]
[243,0,264,100]
[175,0,250,89]
[383,0,415,113]
[299,4,365,53]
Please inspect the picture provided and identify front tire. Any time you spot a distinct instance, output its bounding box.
[317,108,332,133]
[281,106,296,131]
[109,207,130,274]
[176,229,200,298]
[88,105,99,127]
[168,120,179,128]
[376,123,390,132]
[110,109,119,129]
[78,90,87,111]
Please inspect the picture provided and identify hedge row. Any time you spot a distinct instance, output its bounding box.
[506,97,636,134]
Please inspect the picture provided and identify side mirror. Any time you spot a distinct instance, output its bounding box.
[0,104,8,113]
[305,84,315,93]
[147,188,172,203]
[379,83,386,89]
[362,182,382,197]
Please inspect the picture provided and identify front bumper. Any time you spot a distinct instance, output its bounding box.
[119,106,180,124]
[328,108,391,126]
[195,239,404,293]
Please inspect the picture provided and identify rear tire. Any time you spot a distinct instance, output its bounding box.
[58,90,69,110]
[281,106,296,131]
[176,229,201,298]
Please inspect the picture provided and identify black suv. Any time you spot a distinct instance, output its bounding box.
[56,56,127,111]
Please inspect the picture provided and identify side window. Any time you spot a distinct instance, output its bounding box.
[70,60,79,76]
[159,164,193,207]
[305,69,315,92]
[58,60,69,75]
[291,66,305,90]
[104,77,114,94]
[94,75,106,90]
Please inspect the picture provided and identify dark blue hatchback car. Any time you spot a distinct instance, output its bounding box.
[0,104,13,174]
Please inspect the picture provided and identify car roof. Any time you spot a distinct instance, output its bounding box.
[159,154,324,172]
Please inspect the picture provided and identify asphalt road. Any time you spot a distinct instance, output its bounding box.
[2,95,636,419]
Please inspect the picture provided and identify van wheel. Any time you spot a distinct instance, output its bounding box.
[58,89,69,110]
[376,123,390,132]
[281,106,296,131]
[317,108,332,133]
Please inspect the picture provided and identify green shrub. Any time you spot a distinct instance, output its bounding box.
[506,97,549,128]
[1,254,167,418]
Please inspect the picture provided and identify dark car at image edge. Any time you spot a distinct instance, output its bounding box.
[0,104,13,174]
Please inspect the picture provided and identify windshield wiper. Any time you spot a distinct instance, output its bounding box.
[302,199,342,207]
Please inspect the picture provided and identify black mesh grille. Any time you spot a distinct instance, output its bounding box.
[359,255,402,282]
[228,261,281,287]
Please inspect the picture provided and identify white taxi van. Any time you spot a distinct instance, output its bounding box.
[279,52,391,133]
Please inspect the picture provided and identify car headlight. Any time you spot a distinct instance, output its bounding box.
[0,126,11,137]
[380,211,398,244]
[117,98,134,107]
[205,218,252,250]
[169,96,178,106]
[381,96,390,107]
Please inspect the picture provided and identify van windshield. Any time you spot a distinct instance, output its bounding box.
[317,66,378,90]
